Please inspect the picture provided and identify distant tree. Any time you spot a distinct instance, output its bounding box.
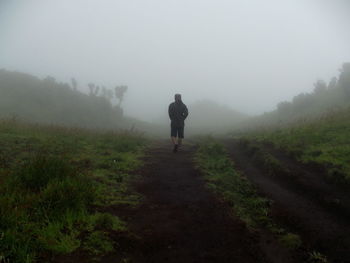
[106,89,114,101]
[339,63,350,96]
[328,77,337,89]
[277,101,292,116]
[313,80,327,94]
[113,105,123,118]
[62,83,71,90]
[100,86,114,102]
[0,70,127,129]
[101,86,107,97]
[115,85,128,106]
[71,77,78,91]
[43,76,56,86]
[88,82,95,95]
[88,82,99,96]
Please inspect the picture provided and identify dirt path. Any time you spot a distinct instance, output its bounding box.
[226,140,350,263]
[109,141,272,263]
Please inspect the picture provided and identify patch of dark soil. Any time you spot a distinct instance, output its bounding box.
[104,141,294,263]
[263,144,350,220]
[120,142,267,262]
[55,141,302,263]
[50,250,90,263]
[226,140,350,263]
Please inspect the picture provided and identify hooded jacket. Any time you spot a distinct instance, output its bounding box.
[168,100,188,127]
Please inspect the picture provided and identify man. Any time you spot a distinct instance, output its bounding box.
[168,94,188,152]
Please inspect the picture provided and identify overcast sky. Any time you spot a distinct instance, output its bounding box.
[1,0,350,121]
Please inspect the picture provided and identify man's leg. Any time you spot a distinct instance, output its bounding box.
[171,136,177,145]
[172,136,178,152]
[178,127,184,147]
[171,126,179,152]
[171,126,177,145]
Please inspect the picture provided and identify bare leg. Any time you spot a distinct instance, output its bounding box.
[178,138,182,147]
[171,136,177,145]
[171,136,179,152]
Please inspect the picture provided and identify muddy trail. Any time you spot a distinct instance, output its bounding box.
[226,140,350,263]
[103,141,296,263]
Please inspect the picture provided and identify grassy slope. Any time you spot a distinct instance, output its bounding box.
[244,108,350,184]
[0,70,125,130]
[0,120,146,263]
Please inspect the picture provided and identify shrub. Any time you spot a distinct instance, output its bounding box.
[279,233,302,249]
[92,213,126,231]
[38,175,95,219]
[308,251,328,263]
[83,231,114,256]
[11,156,75,191]
[0,155,95,262]
[36,222,80,254]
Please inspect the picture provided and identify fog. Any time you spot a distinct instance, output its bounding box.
[1,0,350,122]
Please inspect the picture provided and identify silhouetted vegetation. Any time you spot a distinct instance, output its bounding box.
[240,63,350,129]
[115,85,128,106]
[0,70,126,129]
[229,64,350,185]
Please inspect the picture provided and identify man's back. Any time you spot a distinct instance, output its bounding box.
[168,101,188,127]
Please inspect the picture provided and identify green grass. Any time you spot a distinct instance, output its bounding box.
[278,233,302,250]
[0,119,146,262]
[244,108,350,184]
[83,231,114,257]
[308,251,329,263]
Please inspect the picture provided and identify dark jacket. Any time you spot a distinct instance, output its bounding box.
[168,101,188,127]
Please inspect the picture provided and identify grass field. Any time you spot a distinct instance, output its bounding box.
[0,119,147,263]
[239,107,350,184]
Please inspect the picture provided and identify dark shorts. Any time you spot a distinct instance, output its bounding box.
[171,126,184,138]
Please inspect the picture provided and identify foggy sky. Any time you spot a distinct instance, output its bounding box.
[1,0,350,121]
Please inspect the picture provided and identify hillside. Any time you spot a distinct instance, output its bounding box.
[0,70,124,129]
[238,107,350,185]
[238,63,350,130]
[185,100,248,135]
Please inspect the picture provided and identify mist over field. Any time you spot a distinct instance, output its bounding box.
[3,2,350,262]
[1,0,350,129]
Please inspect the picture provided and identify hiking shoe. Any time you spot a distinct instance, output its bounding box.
[173,144,178,153]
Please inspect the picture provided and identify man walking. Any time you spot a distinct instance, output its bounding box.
[168,94,188,152]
